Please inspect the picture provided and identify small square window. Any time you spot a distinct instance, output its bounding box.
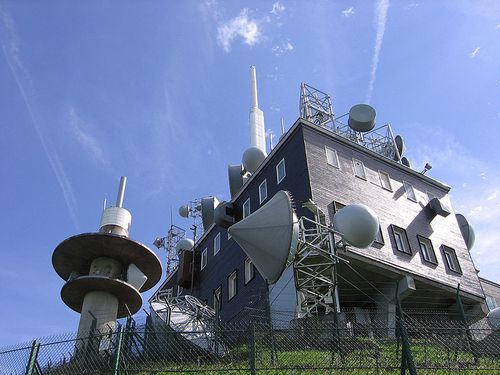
[228,271,237,301]
[417,236,437,264]
[243,198,251,218]
[213,233,220,256]
[486,295,497,311]
[213,286,221,313]
[325,147,339,168]
[201,248,207,270]
[379,171,392,191]
[245,258,255,284]
[391,225,411,254]
[442,245,462,274]
[276,159,286,184]
[353,159,366,179]
[403,181,417,202]
[259,179,268,204]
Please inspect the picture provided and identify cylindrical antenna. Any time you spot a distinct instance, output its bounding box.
[269,131,274,150]
[280,118,285,135]
[103,198,107,212]
[250,66,258,108]
[116,176,127,208]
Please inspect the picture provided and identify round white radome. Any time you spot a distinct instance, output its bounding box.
[333,204,379,248]
[175,238,195,253]
[242,147,267,173]
[487,307,500,330]
[178,205,190,218]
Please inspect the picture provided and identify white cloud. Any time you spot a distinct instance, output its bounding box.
[66,105,108,166]
[487,190,498,201]
[272,41,294,56]
[217,9,261,52]
[470,46,480,58]
[271,1,286,16]
[0,6,79,229]
[366,0,390,104]
[342,7,355,17]
[496,24,500,29]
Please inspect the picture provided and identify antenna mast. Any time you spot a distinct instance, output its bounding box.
[249,66,267,155]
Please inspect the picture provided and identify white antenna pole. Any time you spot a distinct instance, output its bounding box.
[280,118,285,135]
[103,198,107,212]
[249,66,267,155]
[116,176,127,208]
[269,131,274,150]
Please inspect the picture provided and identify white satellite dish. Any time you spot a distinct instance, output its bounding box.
[175,238,195,253]
[401,157,411,168]
[228,165,244,199]
[228,191,299,284]
[242,146,266,173]
[394,135,406,160]
[456,214,475,250]
[201,196,220,231]
[487,307,500,330]
[348,104,376,132]
[333,204,379,248]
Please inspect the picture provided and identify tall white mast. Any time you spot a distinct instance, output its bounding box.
[249,66,267,155]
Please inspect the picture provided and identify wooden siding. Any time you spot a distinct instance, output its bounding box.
[302,122,484,300]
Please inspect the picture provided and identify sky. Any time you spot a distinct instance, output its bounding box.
[0,0,499,347]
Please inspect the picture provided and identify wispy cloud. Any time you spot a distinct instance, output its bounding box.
[366,0,390,104]
[217,9,262,52]
[342,7,355,17]
[66,105,108,167]
[272,41,294,56]
[470,46,480,58]
[0,6,79,229]
[271,1,286,16]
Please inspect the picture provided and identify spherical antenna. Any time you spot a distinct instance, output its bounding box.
[179,205,190,218]
[333,204,379,248]
[348,104,376,132]
[242,147,266,173]
[487,307,500,330]
[175,238,195,253]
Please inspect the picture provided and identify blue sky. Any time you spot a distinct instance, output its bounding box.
[0,0,498,346]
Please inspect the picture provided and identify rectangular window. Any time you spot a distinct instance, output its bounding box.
[213,286,221,313]
[245,258,255,284]
[353,159,366,179]
[213,233,220,256]
[486,295,497,311]
[442,245,462,274]
[391,225,411,254]
[243,198,251,218]
[201,248,207,270]
[417,235,437,264]
[259,179,268,204]
[333,201,346,213]
[228,271,237,300]
[403,181,417,202]
[325,147,339,168]
[276,158,286,184]
[374,226,384,245]
[379,171,392,191]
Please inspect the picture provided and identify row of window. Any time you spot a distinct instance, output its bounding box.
[326,146,435,203]
[212,258,255,312]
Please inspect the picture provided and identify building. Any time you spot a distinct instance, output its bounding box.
[151,76,495,328]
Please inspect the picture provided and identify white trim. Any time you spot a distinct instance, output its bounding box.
[325,146,339,168]
[228,271,237,300]
[213,232,220,256]
[201,248,207,270]
[259,179,268,204]
[243,198,251,218]
[352,158,366,179]
[245,258,254,284]
[276,158,286,184]
[403,181,417,202]
[378,170,392,191]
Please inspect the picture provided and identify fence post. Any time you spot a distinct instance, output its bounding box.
[395,284,417,375]
[456,283,479,364]
[249,322,256,375]
[25,340,41,375]
[114,325,125,375]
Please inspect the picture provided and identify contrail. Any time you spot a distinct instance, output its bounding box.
[0,7,80,230]
[366,0,389,104]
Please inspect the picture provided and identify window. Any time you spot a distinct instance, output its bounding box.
[245,258,255,284]
[426,191,436,202]
[228,271,237,300]
[213,287,221,313]
[417,236,437,264]
[391,225,411,254]
[325,147,339,168]
[379,171,392,191]
[374,226,384,245]
[403,181,417,202]
[442,245,462,274]
[276,158,286,184]
[486,295,497,311]
[333,201,346,213]
[259,179,268,204]
[353,159,366,179]
[213,233,220,256]
[201,248,207,270]
[243,198,251,218]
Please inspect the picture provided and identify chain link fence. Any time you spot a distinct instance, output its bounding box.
[2,309,500,374]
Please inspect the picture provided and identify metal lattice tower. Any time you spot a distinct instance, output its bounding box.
[300,83,336,129]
